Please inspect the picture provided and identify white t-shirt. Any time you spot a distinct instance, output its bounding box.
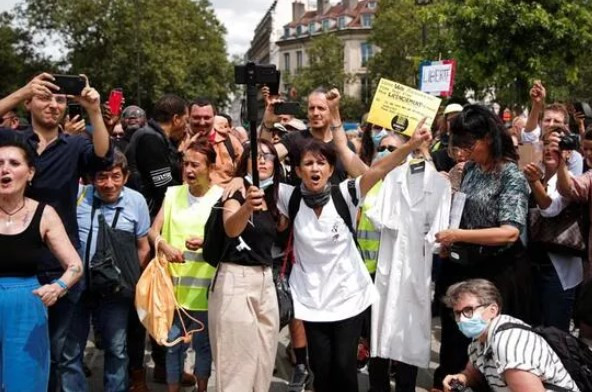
[278,178,378,322]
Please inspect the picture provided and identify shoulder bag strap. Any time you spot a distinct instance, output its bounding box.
[331,181,361,250]
[288,186,302,223]
[84,199,99,287]
[111,207,122,229]
[223,137,235,160]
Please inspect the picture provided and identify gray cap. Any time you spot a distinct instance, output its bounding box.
[121,105,146,119]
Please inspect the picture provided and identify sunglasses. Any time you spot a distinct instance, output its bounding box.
[377,145,397,153]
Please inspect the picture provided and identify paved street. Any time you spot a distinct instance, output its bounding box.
[87,319,442,391]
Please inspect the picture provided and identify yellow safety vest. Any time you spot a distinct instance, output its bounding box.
[162,184,222,310]
[357,182,382,274]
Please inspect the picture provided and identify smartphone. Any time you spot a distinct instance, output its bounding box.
[267,71,281,96]
[574,102,592,118]
[273,102,300,116]
[52,74,85,96]
[68,103,83,119]
[518,141,543,170]
[108,88,124,117]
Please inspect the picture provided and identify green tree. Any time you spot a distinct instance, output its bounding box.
[288,32,351,96]
[0,11,53,97]
[19,0,234,110]
[439,0,592,103]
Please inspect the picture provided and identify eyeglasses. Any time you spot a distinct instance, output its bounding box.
[256,152,275,162]
[377,145,397,153]
[452,304,489,320]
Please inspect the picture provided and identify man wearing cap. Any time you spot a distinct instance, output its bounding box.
[114,105,146,152]
[430,103,463,172]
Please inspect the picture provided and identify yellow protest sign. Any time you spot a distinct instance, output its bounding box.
[367,78,441,136]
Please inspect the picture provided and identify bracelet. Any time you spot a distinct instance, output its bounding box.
[52,279,69,294]
[330,123,343,131]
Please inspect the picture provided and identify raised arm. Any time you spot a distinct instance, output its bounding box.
[326,89,368,177]
[73,75,109,157]
[524,81,545,134]
[359,119,432,197]
[0,73,57,117]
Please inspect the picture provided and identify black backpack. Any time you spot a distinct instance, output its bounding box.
[496,323,592,392]
[287,179,360,250]
[202,198,229,267]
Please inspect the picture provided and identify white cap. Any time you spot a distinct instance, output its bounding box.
[443,103,463,116]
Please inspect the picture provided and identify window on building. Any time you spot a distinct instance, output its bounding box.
[309,22,315,34]
[284,53,291,72]
[284,27,290,37]
[361,14,373,27]
[368,1,377,9]
[338,17,346,29]
[296,51,303,70]
[322,19,330,31]
[296,25,302,36]
[361,42,373,66]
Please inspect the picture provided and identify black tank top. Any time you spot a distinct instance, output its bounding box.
[0,203,47,277]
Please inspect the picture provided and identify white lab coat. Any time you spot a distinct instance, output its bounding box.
[367,161,451,368]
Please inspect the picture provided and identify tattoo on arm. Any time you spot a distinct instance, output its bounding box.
[68,264,82,276]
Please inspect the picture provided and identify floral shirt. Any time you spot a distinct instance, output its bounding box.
[459,161,528,233]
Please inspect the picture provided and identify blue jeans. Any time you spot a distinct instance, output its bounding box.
[0,277,50,392]
[61,295,131,392]
[37,270,81,392]
[535,264,576,332]
[166,310,211,384]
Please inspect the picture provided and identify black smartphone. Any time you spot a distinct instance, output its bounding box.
[273,102,300,116]
[268,71,281,96]
[68,103,83,119]
[574,102,592,118]
[52,74,85,96]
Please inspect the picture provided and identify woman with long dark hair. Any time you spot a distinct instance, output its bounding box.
[432,105,532,390]
[208,138,285,391]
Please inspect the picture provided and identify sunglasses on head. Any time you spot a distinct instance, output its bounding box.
[377,145,397,153]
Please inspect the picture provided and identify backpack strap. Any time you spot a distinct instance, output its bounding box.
[331,179,360,251]
[288,186,302,223]
[494,323,571,392]
[223,137,236,160]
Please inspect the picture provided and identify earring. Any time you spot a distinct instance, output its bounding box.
[28,180,32,187]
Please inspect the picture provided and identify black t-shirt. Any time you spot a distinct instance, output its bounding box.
[280,129,354,186]
[220,191,277,267]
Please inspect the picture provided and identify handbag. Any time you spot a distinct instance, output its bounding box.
[85,203,130,297]
[528,202,586,257]
[275,230,294,330]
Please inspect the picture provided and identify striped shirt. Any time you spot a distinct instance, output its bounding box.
[468,315,580,392]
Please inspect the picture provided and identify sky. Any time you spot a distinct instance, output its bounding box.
[0,0,288,58]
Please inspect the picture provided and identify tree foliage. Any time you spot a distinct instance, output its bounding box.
[19,0,234,110]
[0,11,53,97]
[288,32,351,96]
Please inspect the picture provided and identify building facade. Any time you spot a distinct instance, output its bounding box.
[276,0,378,101]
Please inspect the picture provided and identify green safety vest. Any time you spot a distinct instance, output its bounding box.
[162,184,222,310]
[357,182,382,274]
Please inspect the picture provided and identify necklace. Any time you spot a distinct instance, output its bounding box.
[0,200,26,227]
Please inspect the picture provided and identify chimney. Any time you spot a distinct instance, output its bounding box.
[316,0,329,16]
[292,1,305,22]
[343,0,357,11]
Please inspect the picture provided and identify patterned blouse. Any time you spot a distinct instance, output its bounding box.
[459,161,529,232]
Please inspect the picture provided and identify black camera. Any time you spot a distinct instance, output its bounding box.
[449,379,466,392]
[559,133,580,151]
[234,63,278,86]
[273,102,301,116]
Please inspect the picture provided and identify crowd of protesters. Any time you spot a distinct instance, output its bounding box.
[1,71,591,392]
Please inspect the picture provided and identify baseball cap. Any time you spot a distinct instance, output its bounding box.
[284,118,307,131]
[121,105,146,119]
[443,103,463,116]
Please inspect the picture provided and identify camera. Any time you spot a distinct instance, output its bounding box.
[559,133,580,151]
[234,63,278,86]
[273,102,301,116]
[449,379,466,392]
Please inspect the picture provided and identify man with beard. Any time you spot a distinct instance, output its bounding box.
[0,72,112,391]
[113,105,146,152]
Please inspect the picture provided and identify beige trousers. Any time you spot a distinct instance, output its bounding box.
[208,263,279,392]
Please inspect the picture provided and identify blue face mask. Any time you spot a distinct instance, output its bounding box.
[373,150,390,163]
[244,174,274,190]
[457,312,489,339]
[372,129,388,147]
